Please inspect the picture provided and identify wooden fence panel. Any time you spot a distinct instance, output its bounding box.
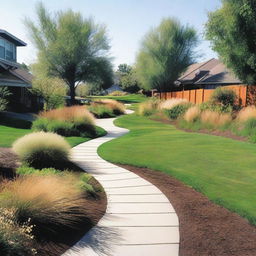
[203,90,214,102]
[183,90,190,101]
[159,85,253,106]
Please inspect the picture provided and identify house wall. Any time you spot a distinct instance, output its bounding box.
[157,85,254,106]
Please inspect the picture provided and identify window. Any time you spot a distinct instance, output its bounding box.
[0,39,4,59]
[5,41,14,61]
[0,38,16,61]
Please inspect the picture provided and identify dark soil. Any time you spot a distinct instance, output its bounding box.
[0,147,107,256]
[117,164,256,256]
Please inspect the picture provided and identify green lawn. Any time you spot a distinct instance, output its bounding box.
[98,114,256,224]
[88,94,147,103]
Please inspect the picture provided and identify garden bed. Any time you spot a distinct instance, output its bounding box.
[0,147,107,256]
[118,164,256,256]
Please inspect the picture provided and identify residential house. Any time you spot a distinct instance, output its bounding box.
[175,58,242,90]
[0,29,41,112]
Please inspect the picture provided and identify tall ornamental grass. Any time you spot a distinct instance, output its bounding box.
[236,106,256,123]
[200,110,232,128]
[184,106,201,122]
[159,98,188,110]
[0,174,91,239]
[39,105,95,125]
[12,132,70,168]
[96,99,125,115]
[137,99,160,116]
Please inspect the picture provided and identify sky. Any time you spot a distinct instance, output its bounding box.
[0,0,221,69]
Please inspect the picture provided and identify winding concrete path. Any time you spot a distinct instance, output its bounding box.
[63,115,179,256]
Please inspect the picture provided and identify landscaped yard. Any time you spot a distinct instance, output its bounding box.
[98,114,256,224]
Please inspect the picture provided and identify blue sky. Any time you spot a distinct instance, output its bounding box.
[0,0,221,69]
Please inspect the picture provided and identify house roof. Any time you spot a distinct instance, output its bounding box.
[0,29,26,46]
[0,60,32,88]
[177,58,241,86]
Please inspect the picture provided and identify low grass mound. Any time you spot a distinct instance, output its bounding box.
[89,99,125,118]
[12,132,70,169]
[137,99,160,116]
[159,98,188,110]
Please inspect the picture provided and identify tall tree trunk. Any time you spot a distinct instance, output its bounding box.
[69,81,76,105]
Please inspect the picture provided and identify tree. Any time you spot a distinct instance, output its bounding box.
[135,18,198,92]
[205,0,256,84]
[31,64,67,110]
[25,2,113,104]
[116,64,140,93]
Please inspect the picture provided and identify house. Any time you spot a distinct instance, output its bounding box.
[175,58,242,90]
[0,29,40,112]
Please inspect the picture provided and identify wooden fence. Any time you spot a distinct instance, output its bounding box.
[157,85,256,107]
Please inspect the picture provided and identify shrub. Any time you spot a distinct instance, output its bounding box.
[89,104,115,118]
[184,106,201,122]
[210,87,237,108]
[200,110,232,128]
[159,98,188,110]
[165,103,191,120]
[12,132,70,168]
[108,91,127,96]
[137,99,160,116]
[199,101,233,113]
[0,174,91,239]
[236,106,256,123]
[0,208,36,256]
[0,87,11,111]
[97,99,125,115]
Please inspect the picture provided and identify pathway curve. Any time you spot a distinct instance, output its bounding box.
[63,114,179,256]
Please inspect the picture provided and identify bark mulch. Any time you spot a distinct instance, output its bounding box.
[117,164,256,256]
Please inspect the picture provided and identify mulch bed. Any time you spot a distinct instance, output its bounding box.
[117,164,256,256]
[0,147,107,256]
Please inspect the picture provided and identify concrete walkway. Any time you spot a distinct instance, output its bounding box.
[63,115,179,256]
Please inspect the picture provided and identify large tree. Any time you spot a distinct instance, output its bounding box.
[135,18,198,92]
[205,0,256,84]
[25,2,113,104]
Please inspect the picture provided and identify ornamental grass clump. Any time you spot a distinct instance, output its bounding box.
[236,106,256,123]
[0,174,91,239]
[159,98,188,110]
[39,105,95,125]
[96,99,125,115]
[184,106,201,122]
[12,132,70,169]
[200,110,232,128]
[137,99,160,116]
[0,207,37,256]
[33,105,96,137]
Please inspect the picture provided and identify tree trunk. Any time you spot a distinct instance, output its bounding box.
[69,81,76,105]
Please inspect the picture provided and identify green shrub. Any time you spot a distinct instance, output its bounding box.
[165,103,191,120]
[89,104,115,118]
[210,87,237,108]
[12,132,70,169]
[200,101,233,113]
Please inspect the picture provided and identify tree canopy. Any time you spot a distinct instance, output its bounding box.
[116,64,140,93]
[135,18,198,92]
[25,2,113,103]
[205,0,256,84]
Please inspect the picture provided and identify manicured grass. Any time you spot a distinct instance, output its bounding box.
[89,94,148,103]
[0,124,106,148]
[98,114,256,224]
